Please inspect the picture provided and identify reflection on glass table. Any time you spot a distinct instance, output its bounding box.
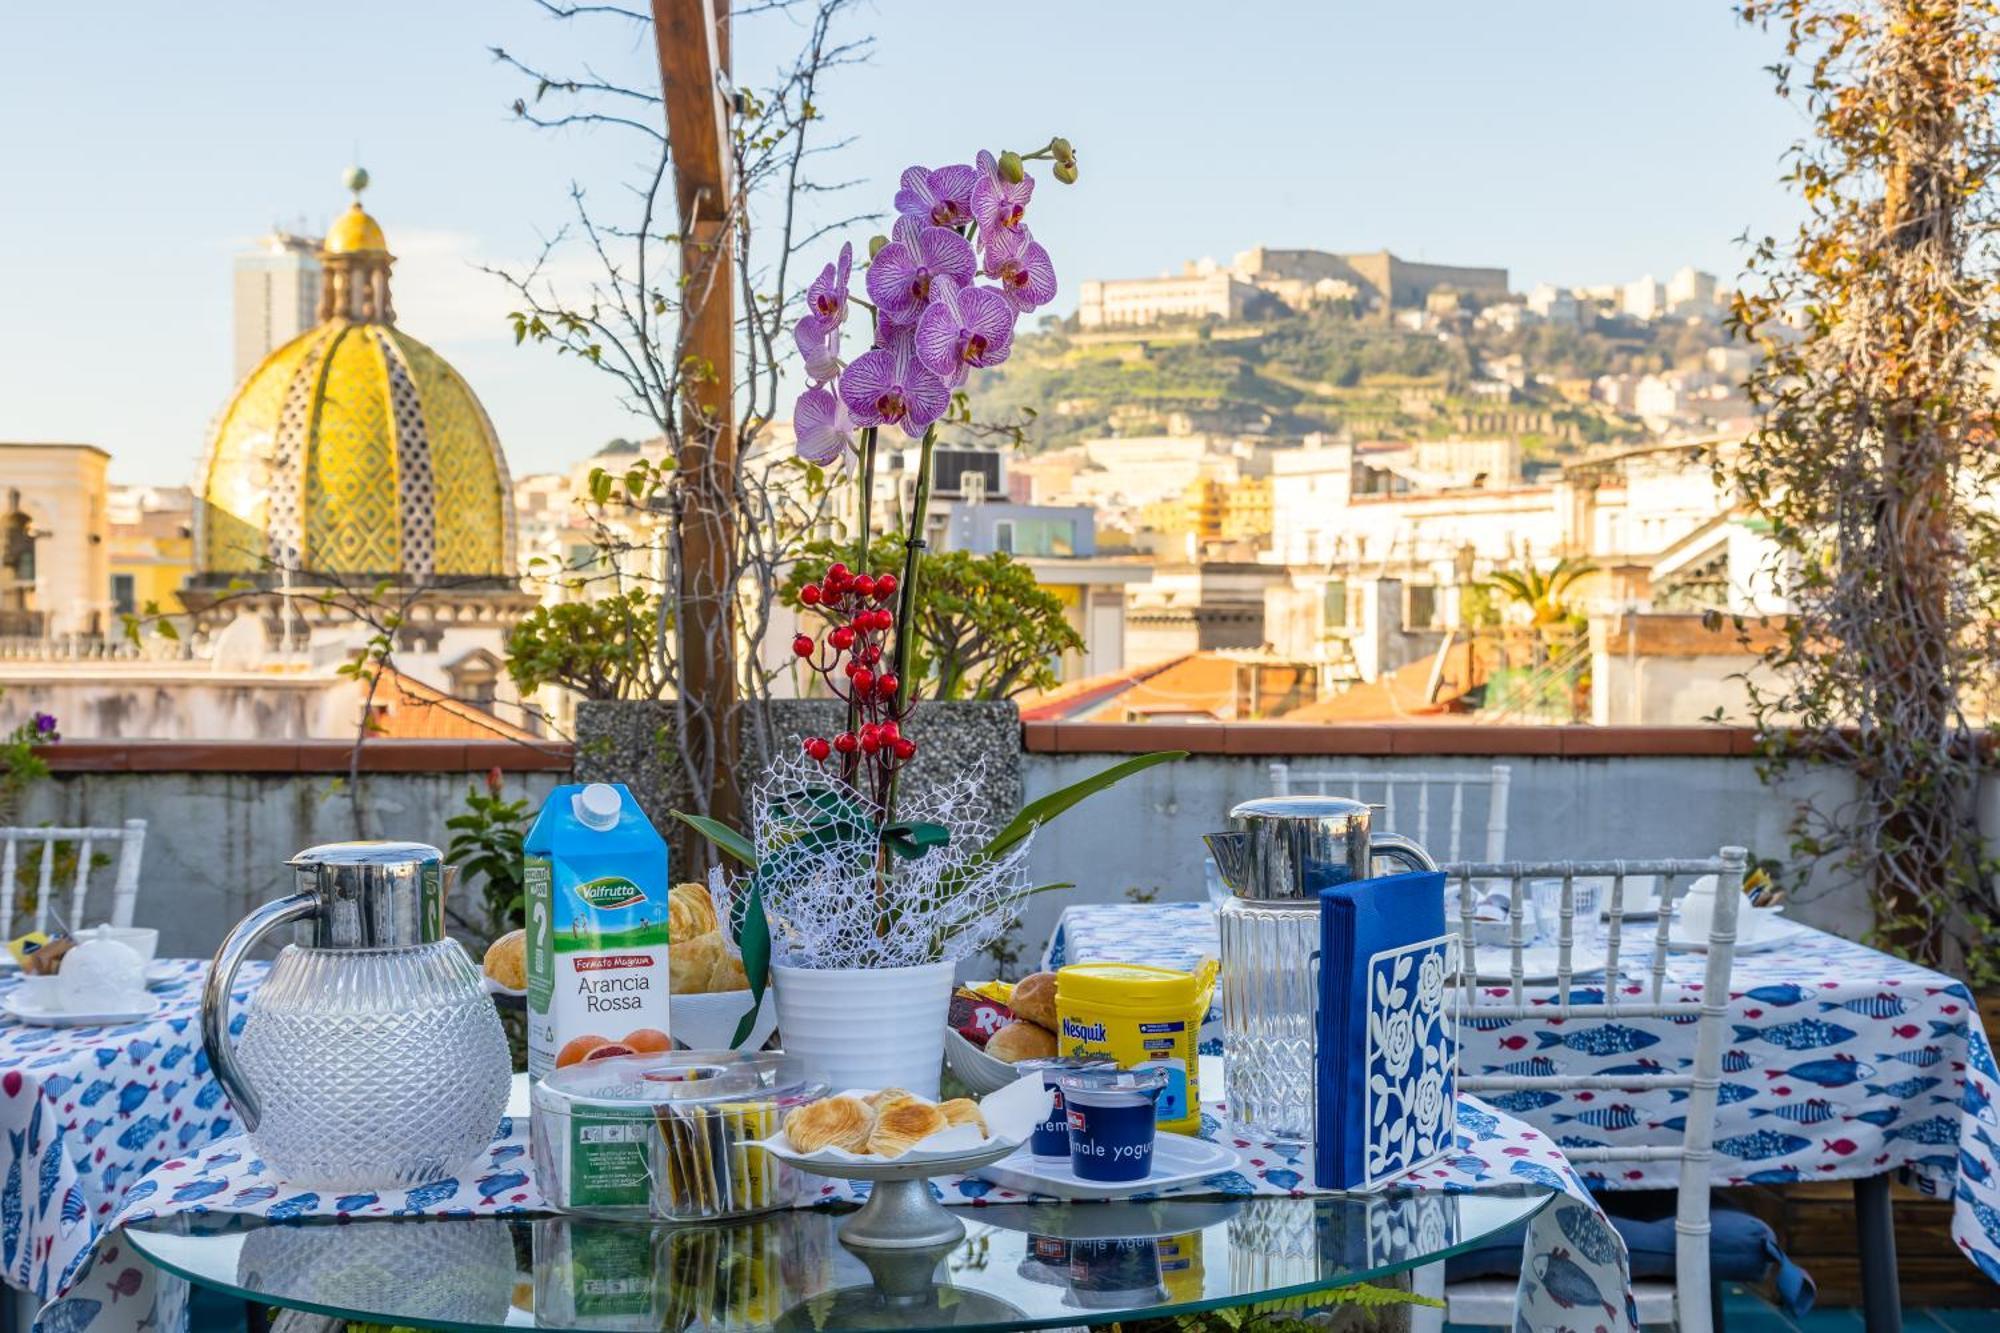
[125,1186,1554,1331]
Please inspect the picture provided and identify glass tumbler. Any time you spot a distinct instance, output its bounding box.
[1219,896,1319,1143]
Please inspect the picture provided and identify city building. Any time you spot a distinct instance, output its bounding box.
[1076,270,1257,329]
[106,485,195,619]
[1527,283,1581,326]
[1666,265,1719,317]
[1077,246,1508,329]
[232,230,322,383]
[1621,275,1664,322]
[0,443,110,638]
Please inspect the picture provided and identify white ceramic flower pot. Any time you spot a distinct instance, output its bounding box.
[771,959,956,1098]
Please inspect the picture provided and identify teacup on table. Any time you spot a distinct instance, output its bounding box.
[74,925,158,965]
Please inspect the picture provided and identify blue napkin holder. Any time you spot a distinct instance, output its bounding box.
[1315,869,1458,1191]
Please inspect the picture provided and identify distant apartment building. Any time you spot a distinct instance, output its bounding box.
[233,230,322,383]
[1666,265,1719,316]
[105,485,194,619]
[0,443,111,638]
[1621,275,1665,322]
[1077,246,1507,329]
[1526,283,1581,326]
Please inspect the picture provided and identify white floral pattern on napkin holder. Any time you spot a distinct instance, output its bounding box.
[1361,934,1458,1189]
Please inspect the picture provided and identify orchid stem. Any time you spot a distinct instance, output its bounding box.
[883,424,936,832]
[843,424,878,788]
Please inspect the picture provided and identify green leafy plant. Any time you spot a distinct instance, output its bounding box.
[505,589,669,702]
[1482,556,1597,627]
[781,538,1083,701]
[445,769,534,937]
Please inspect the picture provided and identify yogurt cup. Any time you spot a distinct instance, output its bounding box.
[1015,1056,1115,1160]
[1058,1065,1169,1184]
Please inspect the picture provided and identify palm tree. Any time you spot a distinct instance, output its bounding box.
[1483,557,1597,627]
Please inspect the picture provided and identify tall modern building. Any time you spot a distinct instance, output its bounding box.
[232,230,321,383]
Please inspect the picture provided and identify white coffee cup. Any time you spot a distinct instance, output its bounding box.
[77,925,158,965]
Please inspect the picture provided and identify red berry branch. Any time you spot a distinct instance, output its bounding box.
[793,561,918,804]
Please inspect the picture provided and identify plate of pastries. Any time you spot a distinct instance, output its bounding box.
[757,1074,1049,1177]
[942,971,1061,1094]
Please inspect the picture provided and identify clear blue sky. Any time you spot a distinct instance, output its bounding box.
[0,2,1800,486]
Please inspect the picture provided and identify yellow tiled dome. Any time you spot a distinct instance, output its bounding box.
[195,177,514,583]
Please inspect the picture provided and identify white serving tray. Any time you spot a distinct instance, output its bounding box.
[972,1132,1240,1201]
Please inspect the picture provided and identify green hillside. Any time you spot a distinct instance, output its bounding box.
[965,309,1722,458]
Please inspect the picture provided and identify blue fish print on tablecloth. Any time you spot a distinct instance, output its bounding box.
[39,1074,74,1101]
[193,1080,224,1110]
[1555,1200,1622,1266]
[1673,1080,1758,1106]
[1820,993,1905,1019]
[57,1184,84,1230]
[1509,1159,1570,1193]
[76,1080,114,1109]
[1532,1248,1616,1319]
[91,1049,117,1070]
[1887,1117,1961,1147]
[335,1192,380,1212]
[1720,1049,1761,1073]
[1962,1151,1994,1186]
[1537,1025,1658,1056]
[230,1185,278,1207]
[36,1137,60,1216]
[476,1170,528,1203]
[124,1039,157,1065]
[1911,1153,1959,1176]
[33,1296,101,1333]
[1600,1058,1670,1079]
[80,1119,108,1146]
[1744,1167,1802,1184]
[950,1177,996,1199]
[115,1082,151,1117]
[1744,984,1810,1007]
[1733,1018,1855,1051]
[398,1179,460,1213]
[1488,1056,1561,1078]
[490,1143,526,1165]
[1867,1075,1941,1099]
[1932,1019,1970,1041]
[2,1130,21,1276]
[1773,1055,1873,1087]
[120,1178,156,1208]
[116,1115,166,1153]
[1553,1105,1639,1131]
[1456,1103,1500,1138]
[1972,1198,2000,1251]
[201,1151,240,1170]
[168,1179,226,1205]
[1716,1129,1812,1161]
[1960,1080,1995,1123]
[1850,1107,1901,1128]
[1558,1134,1607,1151]
[266,1192,321,1221]
[1751,1098,1835,1126]
[1884,1045,1946,1068]
[159,1079,185,1105]
[1487,1089,1563,1114]
[1263,1167,1304,1191]
[159,1042,189,1070]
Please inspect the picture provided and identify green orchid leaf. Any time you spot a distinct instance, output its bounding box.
[982,750,1187,859]
[669,811,757,868]
[882,820,951,860]
[729,874,773,1049]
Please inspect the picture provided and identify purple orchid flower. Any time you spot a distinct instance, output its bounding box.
[839,327,950,438]
[32,713,56,735]
[893,164,978,229]
[793,384,855,464]
[982,227,1058,313]
[914,277,1015,387]
[806,243,853,323]
[972,150,1034,238]
[794,315,841,383]
[865,218,976,327]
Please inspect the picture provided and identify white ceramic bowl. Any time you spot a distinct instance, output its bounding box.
[945,1028,1024,1096]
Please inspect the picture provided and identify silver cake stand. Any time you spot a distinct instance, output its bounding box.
[787,1140,1024,1249]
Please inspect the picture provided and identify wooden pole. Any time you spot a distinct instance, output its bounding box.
[651,0,740,832]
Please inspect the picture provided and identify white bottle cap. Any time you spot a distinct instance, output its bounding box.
[573,783,623,832]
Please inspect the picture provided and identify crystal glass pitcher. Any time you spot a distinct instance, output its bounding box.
[1204,797,1435,1142]
[201,842,512,1189]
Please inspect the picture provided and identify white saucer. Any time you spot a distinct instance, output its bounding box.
[1670,908,1808,954]
[973,1133,1240,1201]
[2,990,161,1027]
[1464,943,1611,983]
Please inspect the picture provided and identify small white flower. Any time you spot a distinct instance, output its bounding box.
[1413,1065,1446,1135]
[1418,951,1446,1014]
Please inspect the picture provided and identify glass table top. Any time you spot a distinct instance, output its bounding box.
[127,1187,1552,1331]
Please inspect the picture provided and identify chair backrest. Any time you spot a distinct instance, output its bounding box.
[0,819,148,933]
[1444,848,1746,1333]
[1268,761,1512,861]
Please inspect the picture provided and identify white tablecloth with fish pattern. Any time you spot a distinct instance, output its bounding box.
[1046,901,2000,1286]
[36,1094,1640,1333]
[0,960,263,1303]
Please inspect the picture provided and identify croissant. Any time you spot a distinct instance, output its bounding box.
[784,1095,875,1153]
[866,1098,949,1158]
[864,1087,914,1109]
[938,1098,988,1136]
[669,932,726,994]
[669,882,719,940]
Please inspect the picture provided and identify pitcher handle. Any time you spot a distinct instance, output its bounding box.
[201,892,316,1133]
[1371,832,1439,876]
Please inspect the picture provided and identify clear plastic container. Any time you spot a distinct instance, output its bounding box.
[531,1050,824,1221]
[1218,898,1318,1143]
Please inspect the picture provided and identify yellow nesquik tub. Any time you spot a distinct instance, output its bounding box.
[1053,960,1218,1134]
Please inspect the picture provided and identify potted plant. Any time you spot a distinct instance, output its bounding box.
[676,138,1180,1094]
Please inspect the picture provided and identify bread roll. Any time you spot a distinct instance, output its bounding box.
[938,1098,988,1136]
[669,882,719,939]
[985,1020,1057,1063]
[1010,971,1059,1029]
[784,1095,874,1153]
[483,929,526,990]
[866,1098,949,1158]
